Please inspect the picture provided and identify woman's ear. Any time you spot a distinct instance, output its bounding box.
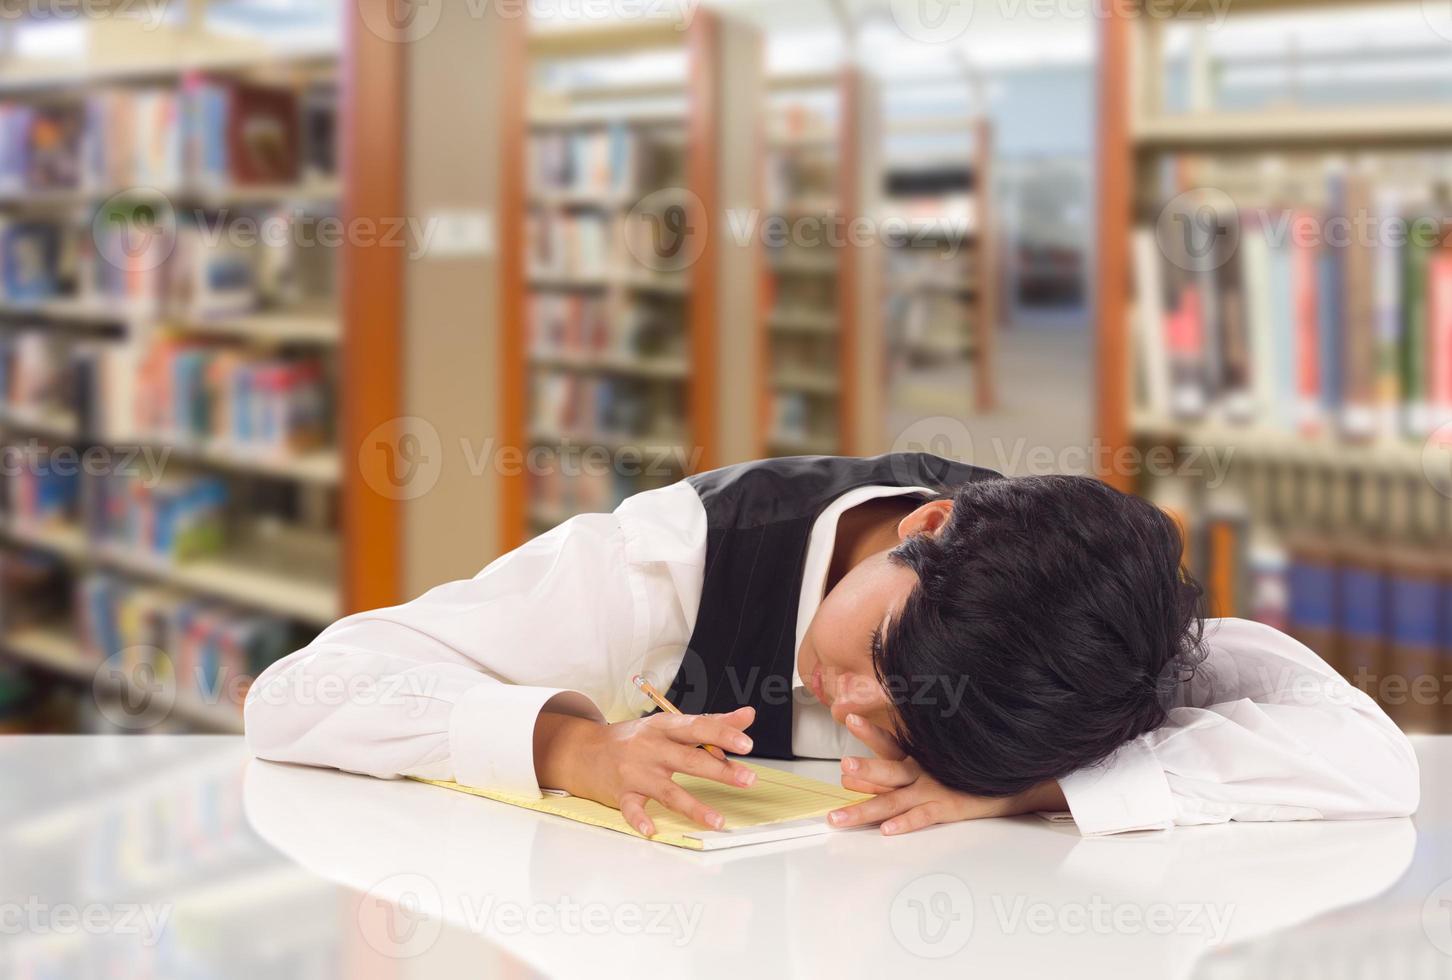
[897,499,953,541]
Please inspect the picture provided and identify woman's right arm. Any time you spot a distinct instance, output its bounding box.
[243,514,635,797]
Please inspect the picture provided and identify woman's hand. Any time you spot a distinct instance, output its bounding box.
[534,706,759,837]
[827,713,1066,835]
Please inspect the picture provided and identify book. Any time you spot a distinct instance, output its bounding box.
[183,77,299,187]
[1133,228,1170,422]
[1427,250,1452,444]
[299,81,337,182]
[1287,536,1342,677]
[1131,160,1452,445]
[1340,173,1376,439]
[84,88,183,190]
[26,104,84,191]
[1403,231,1433,435]
[1337,541,1388,697]
[135,338,330,455]
[1372,188,1404,439]
[1385,549,1444,732]
[0,222,60,302]
[165,217,257,319]
[77,571,295,701]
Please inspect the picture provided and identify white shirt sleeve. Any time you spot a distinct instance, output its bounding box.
[243,481,708,798]
[1056,617,1421,836]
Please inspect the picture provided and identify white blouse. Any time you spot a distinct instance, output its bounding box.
[245,479,1419,836]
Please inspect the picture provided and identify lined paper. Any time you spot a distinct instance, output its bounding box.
[412,763,869,850]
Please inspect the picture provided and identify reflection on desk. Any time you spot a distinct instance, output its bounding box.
[0,736,1443,980]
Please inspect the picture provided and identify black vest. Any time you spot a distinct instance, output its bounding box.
[664,453,1000,759]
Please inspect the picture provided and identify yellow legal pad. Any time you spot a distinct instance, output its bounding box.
[412,763,870,850]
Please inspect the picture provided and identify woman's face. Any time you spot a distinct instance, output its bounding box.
[795,499,951,731]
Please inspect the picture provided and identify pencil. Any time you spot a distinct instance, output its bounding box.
[632,674,725,759]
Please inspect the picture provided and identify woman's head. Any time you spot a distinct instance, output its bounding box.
[797,475,1204,796]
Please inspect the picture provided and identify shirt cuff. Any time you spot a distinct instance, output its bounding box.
[1056,737,1176,836]
[449,685,604,797]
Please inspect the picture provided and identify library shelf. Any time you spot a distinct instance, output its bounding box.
[527,275,612,292]
[0,409,340,485]
[153,442,341,485]
[0,518,86,560]
[758,68,884,459]
[527,111,687,131]
[881,107,996,411]
[771,370,842,396]
[768,134,836,151]
[503,11,762,546]
[526,190,635,209]
[0,625,245,734]
[0,304,337,350]
[0,178,342,209]
[919,278,978,296]
[1,625,93,683]
[1130,415,1452,478]
[528,425,688,453]
[771,196,841,217]
[527,20,689,57]
[621,274,691,296]
[887,115,982,136]
[0,298,152,324]
[166,311,341,346]
[1097,0,1452,490]
[1095,0,1452,731]
[768,310,839,334]
[768,253,840,275]
[102,548,338,627]
[0,45,339,94]
[528,352,691,381]
[766,433,839,457]
[0,405,81,440]
[1133,107,1452,151]
[0,6,431,735]
[0,519,339,626]
[528,274,692,298]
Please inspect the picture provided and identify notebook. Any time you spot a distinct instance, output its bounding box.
[411,762,870,851]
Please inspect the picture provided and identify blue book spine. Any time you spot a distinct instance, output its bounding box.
[1289,558,1337,633]
[1391,575,1440,650]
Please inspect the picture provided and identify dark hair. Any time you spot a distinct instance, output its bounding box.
[878,474,1204,798]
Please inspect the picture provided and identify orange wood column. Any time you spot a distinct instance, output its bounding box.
[686,9,721,474]
[973,118,997,414]
[837,68,861,456]
[498,12,530,552]
[340,0,406,612]
[1094,8,1135,492]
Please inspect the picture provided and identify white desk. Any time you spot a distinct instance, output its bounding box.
[0,736,1446,979]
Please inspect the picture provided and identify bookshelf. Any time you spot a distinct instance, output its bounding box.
[1096,0,1452,732]
[882,110,997,413]
[761,69,885,458]
[0,4,401,734]
[503,15,764,546]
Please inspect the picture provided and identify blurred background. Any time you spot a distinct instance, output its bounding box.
[3,5,1452,980]
[0,0,1445,747]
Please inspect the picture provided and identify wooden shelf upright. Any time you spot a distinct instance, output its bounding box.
[503,14,764,546]
[760,68,884,458]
